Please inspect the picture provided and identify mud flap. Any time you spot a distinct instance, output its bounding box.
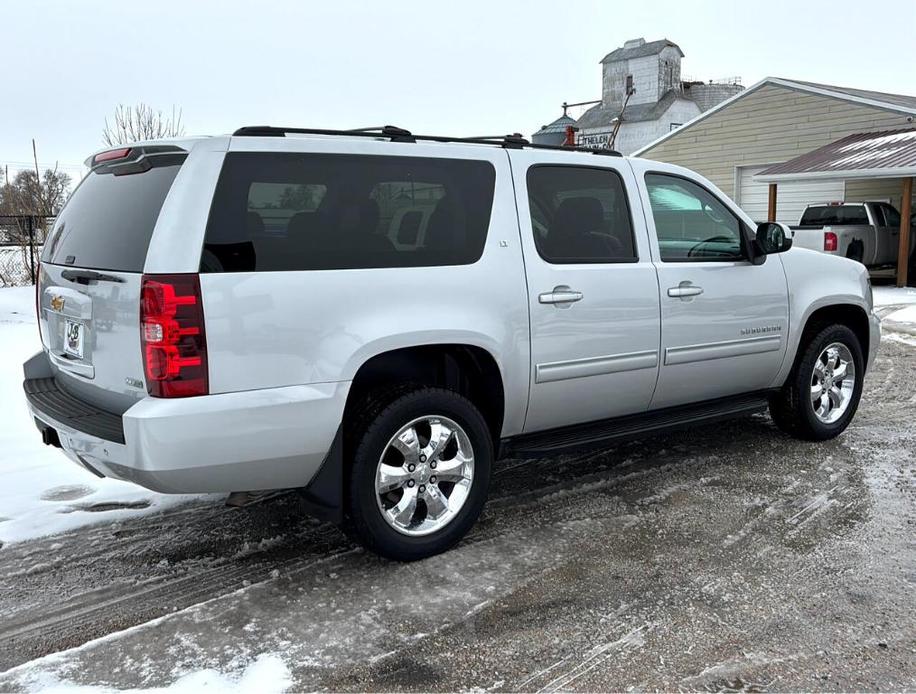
[299,425,344,524]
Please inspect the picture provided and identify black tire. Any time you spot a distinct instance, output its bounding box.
[345,387,492,561]
[769,324,864,441]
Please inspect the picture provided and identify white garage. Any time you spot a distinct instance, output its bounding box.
[734,164,844,225]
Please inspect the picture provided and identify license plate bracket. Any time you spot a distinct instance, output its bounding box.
[64,319,85,359]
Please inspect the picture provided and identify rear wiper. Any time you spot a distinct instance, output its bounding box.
[61,269,125,284]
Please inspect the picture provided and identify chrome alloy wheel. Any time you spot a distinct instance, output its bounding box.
[811,342,856,424]
[374,415,475,537]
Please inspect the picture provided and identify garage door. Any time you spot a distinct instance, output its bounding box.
[736,165,845,225]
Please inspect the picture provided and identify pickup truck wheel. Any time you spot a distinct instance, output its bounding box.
[769,324,864,441]
[345,388,492,561]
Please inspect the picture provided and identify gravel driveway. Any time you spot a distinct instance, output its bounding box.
[0,340,913,692]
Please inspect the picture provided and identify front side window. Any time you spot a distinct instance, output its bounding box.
[526,166,636,264]
[202,153,495,272]
[645,173,745,262]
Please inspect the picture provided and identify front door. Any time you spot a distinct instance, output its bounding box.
[509,151,661,433]
[634,167,789,410]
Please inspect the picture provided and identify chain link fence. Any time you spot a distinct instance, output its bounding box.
[0,215,54,287]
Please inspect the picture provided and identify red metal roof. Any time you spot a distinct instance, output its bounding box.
[757,127,916,181]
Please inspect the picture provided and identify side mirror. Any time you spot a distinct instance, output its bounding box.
[754,222,793,255]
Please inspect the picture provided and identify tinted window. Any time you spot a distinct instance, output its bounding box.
[202,153,496,272]
[799,205,869,226]
[42,155,185,271]
[645,173,744,262]
[526,166,636,263]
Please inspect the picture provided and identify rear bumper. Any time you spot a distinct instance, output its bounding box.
[23,351,349,494]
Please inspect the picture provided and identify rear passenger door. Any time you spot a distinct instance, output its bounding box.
[509,151,661,433]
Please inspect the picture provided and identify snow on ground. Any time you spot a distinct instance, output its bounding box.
[0,287,212,545]
[873,286,916,345]
[872,285,916,308]
[22,652,291,693]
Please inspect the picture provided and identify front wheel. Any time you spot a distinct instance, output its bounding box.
[769,324,864,441]
[346,388,492,561]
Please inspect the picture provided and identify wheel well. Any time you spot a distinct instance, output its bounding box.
[344,345,505,445]
[801,304,870,361]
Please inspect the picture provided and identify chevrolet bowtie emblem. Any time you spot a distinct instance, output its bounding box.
[50,295,65,312]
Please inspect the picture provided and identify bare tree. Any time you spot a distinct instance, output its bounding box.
[102,103,185,146]
[0,167,71,217]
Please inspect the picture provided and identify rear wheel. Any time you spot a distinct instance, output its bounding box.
[345,387,492,561]
[769,324,864,441]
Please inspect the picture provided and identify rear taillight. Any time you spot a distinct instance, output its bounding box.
[140,273,208,398]
[824,231,838,252]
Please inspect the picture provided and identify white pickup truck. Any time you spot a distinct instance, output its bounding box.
[791,201,914,269]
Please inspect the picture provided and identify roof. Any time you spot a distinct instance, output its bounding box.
[755,127,916,182]
[577,90,683,129]
[534,113,578,135]
[601,39,683,63]
[786,79,916,112]
[633,77,916,156]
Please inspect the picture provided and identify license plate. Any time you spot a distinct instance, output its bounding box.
[64,319,84,359]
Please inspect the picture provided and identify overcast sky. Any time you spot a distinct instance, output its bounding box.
[3,0,915,180]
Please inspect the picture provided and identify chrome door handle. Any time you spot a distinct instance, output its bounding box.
[539,286,584,305]
[667,282,704,299]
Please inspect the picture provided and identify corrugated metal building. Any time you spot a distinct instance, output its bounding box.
[634,78,916,226]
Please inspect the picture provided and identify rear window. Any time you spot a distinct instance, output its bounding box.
[42,154,186,272]
[201,153,496,272]
[800,205,868,226]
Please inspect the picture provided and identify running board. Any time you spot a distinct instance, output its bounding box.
[502,391,773,457]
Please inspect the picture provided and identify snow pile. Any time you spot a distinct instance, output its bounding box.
[25,653,292,693]
[0,287,211,545]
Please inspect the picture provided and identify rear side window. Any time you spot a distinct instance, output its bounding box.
[42,154,186,272]
[202,153,496,272]
[800,205,869,226]
[526,165,636,264]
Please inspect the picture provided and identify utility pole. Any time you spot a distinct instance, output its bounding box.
[32,138,42,215]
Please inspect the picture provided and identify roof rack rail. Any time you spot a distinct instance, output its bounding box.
[231,125,622,157]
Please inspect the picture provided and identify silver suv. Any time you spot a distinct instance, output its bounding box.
[24,126,880,560]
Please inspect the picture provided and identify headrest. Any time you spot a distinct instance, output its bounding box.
[552,197,604,238]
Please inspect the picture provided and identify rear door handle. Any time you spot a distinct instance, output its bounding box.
[667,282,704,299]
[539,286,584,305]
